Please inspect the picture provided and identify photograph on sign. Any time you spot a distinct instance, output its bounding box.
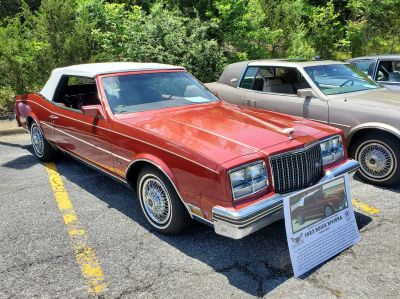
[284,174,360,278]
[290,177,348,234]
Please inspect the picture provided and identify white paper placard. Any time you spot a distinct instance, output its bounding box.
[284,174,361,277]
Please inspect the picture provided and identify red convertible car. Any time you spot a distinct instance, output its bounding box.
[15,62,359,239]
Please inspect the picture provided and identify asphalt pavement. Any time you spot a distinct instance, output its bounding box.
[1,133,399,298]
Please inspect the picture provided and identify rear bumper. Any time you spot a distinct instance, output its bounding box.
[212,159,359,239]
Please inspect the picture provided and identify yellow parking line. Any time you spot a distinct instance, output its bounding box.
[44,162,107,295]
[352,199,380,215]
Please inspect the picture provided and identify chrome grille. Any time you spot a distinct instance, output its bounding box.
[270,143,323,194]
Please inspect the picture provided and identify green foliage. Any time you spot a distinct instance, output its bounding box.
[0,0,41,19]
[0,7,49,94]
[82,1,224,81]
[346,0,400,55]
[308,1,343,59]
[1,0,400,115]
[0,86,15,115]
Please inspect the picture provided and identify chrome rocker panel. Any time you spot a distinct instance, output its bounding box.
[212,159,359,239]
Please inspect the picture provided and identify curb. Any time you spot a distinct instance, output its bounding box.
[0,128,28,137]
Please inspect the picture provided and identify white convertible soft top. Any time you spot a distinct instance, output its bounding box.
[40,62,185,100]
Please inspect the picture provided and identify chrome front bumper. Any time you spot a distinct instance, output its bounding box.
[212,159,359,239]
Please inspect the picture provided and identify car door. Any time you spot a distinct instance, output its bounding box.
[241,65,329,123]
[49,75,115,173]
[374,59,400,91]
[303,196,318,218]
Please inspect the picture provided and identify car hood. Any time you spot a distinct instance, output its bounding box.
[118,103,334,165]
[345,88,400,110]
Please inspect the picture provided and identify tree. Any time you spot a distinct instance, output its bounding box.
[0,0,41,20]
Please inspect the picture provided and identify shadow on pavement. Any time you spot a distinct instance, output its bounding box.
[0,141,36,170]
[54,155,291,296]
[50,154,376,297]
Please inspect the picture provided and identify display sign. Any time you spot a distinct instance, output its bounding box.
[283,174,360,277]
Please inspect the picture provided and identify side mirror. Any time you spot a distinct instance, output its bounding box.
[81,104,105,119]
[297,88,317,98]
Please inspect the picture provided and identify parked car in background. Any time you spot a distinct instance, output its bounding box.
[15,62,358,239]
[349,55,400,91]
[206,60,400,186]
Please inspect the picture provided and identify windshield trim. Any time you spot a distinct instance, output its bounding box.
[98,70,220,115]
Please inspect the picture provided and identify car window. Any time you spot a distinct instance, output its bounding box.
[53,75,100,111]
[304,64,380,95]
[68,76,95,86]
[376,60,400,83]
[101,71,219,114]
[355,59,372,74]
[304,196,315,206]
[239,66,310,94]
[239,67,258,89]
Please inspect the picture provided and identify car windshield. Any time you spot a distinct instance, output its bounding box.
[304,64,380,95]
[101,71,219,114]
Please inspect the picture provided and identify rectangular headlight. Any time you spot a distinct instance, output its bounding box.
[229,161,269,200]
[320,135,344,164]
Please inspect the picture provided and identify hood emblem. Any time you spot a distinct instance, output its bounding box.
[282,128,295,140]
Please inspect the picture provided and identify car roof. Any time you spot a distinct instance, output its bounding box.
[350,54,400,60]
[40,62,185,100]
[217,59,348,87]
[53,62,185,77]
[247,59,347,67]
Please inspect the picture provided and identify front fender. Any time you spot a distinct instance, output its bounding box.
[348,122,400,143]
[126,153,194,217]
[127,153,178,187]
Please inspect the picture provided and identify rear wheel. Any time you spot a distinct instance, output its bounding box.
[30,122,57,162]
[137,166,192,234]
[351,133,400,186]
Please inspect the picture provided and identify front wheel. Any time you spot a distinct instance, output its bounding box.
[297,214,304,225]
[30,122,57,162]
[351,133,400,186]
[324,206,334,217]
[137,166,192,234]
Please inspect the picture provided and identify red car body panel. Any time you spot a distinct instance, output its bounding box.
[15,69,347,223]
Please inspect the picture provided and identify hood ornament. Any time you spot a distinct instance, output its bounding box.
[282,128,295,140]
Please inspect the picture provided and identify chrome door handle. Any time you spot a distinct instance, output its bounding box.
[49,114,58,120]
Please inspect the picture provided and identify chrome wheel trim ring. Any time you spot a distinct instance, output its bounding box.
[31,124,44,157]
[297,214,303,224]
[139,175,172,228]
[356,140,397,181]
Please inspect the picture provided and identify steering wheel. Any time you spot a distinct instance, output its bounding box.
[340,79,354,87]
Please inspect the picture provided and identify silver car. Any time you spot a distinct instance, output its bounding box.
[206,60,400,186]
[349,55,400,91]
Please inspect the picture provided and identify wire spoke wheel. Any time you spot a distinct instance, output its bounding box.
[358,142,395,180]
[31,124,44,157]
[325,206,333,217]
[141,177,172,226]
